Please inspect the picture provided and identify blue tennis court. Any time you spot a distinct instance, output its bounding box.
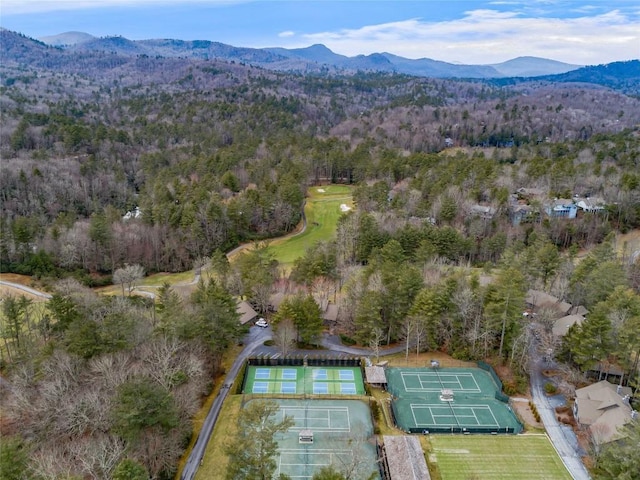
[313,369,328,380]
[313,383,329,394]
[339,370,354,381]
[282,369,297,380]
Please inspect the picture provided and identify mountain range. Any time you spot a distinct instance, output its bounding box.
[38,30,582,79]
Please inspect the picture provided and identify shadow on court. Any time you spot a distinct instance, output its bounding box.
[244,398,381,479]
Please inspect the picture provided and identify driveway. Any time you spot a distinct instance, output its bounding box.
[529,339,591,480]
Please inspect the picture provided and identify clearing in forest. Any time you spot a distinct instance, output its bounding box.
[266,185,353,268]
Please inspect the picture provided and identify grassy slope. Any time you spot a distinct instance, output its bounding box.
[194,395,242,480]
[265,185,353,269]
[431,434,572,480]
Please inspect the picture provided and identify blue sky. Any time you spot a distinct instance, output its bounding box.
[2,0,639,64]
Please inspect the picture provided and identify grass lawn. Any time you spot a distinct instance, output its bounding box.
[194,395,242,480]
[430,434,572,480]
[266,185,353,269]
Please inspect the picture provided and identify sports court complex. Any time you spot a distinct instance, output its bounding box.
[387,367,523,434]
[244,398,380,479]
[243,365,366,395]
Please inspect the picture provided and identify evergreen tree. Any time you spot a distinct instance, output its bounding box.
[225,400,294,480]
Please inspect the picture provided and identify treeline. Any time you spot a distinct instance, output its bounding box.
[2,123,639,279]
[2,40,640,279]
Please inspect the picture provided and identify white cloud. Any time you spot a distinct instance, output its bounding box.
[2,0,246,15]
[278,30,295,38]
[296,8,640,64]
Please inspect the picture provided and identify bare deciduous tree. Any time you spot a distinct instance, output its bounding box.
[113,264,145,296]
[368,327,384,364]
[272,317,297,357]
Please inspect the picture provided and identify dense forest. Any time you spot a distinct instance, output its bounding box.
[1,28,639,479]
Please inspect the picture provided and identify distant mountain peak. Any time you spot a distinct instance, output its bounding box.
[26,31,603,80]
[39,31,95,46]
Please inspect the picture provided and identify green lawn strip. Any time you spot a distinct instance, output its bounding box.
[266,185,353,268]
[194,395,242,480]
[431,434,572,480]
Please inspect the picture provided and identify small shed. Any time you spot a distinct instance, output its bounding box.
[365,366,387,388]
[383,436,430,480]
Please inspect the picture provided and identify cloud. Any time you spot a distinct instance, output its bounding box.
[296,8,640,64]
[2,0,246,15]
[278,31,295,38]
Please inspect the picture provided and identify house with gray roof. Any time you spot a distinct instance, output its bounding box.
[526,289,572,317]
[552,314,585,336]
[573,380,635,444]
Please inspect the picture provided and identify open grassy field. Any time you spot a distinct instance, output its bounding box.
[265,185,353,269]
[430,434,572,480]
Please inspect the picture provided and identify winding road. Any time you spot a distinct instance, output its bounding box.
[0,280,52,299]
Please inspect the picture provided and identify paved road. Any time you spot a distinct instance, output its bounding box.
[0,280,52,299]
[529,340,591,480]
[181,326,272,480]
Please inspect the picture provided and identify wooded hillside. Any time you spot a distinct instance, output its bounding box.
[1,29,639,480]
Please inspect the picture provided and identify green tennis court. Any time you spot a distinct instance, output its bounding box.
[243,366,365,395]
[387,367,523,434]
[245,399,380,479]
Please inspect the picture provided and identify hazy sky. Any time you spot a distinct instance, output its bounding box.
[2,0,639,64]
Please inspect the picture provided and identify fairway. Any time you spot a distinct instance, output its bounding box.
[431,435,572,480]
[266,185,353,268]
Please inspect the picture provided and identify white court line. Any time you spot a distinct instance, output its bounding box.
[471,408,480,425]
[281,406,350,431]
[469,373,481,393]
[410,404,500,427]
[401,372,481,393]
[278,449,355,478]
[486,405,500,427]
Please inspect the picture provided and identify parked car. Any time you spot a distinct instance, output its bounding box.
[255,318,268,328]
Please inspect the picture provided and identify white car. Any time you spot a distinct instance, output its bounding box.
[255,318,268,328]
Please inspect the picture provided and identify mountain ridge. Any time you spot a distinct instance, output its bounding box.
[37,30,583,79]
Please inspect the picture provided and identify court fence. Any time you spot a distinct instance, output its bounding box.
[406,426,520,434]
[477,361,503,391]
[495,391,510,403]
[247,356,361,367]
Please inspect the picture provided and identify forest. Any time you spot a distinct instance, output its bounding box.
[0,28,639,479]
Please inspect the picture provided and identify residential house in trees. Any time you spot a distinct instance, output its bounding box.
[525,290,573,318]
[469,204,497,220]
[575,197,606,213]
[573,380,636,444]
[237,300,258,325]
[552,314,585,336]
[515,187,545,201]
[508,192,541,226]
[545,199,578,219]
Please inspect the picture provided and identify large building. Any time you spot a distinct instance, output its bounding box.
[573,380,636,444]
